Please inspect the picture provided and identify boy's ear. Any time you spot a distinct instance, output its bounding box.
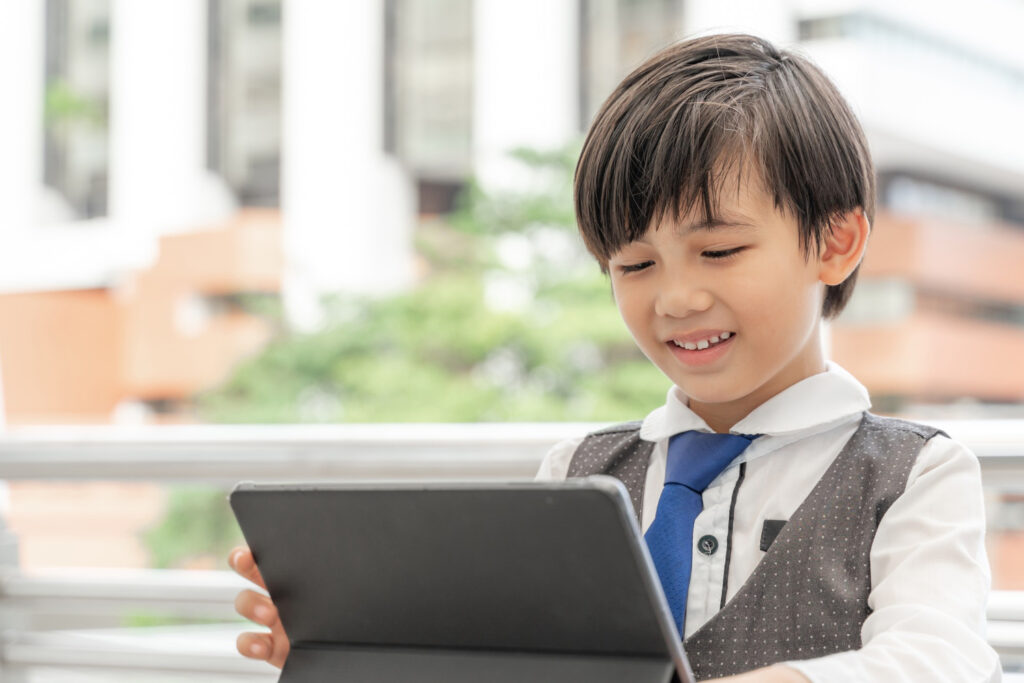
[818,208,870,286]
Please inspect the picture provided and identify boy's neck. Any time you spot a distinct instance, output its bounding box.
[690,400,764,435]
[693,407,762,435]
[687,351,828,434]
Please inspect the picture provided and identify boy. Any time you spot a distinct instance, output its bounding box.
[231,33,1001,681]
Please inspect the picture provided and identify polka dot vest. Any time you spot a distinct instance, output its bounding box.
[566,412,946,680]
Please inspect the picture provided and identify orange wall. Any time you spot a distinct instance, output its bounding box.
[864,211,1024,303]
[119,211,280,398]
[0,210,282,424]
[0,290,122,422]
[157,210,282,294]
[832,311,1024,401]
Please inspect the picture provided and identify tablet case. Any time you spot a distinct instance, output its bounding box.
[230,477,694,683]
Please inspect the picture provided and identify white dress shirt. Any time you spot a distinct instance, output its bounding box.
[535,361,1002,682]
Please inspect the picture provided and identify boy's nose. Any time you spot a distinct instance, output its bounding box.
[654,279,713,318]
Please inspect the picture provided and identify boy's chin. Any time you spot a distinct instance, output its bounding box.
[684,390,741,407]
[677,385,735,405]
[676,380,753,409]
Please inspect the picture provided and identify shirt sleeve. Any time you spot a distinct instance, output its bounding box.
[782,434,1003,682]
[533,436,584,481]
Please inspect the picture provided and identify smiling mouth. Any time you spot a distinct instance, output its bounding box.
[669,331,734,351]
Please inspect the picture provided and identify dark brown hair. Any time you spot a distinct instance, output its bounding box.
[574,33,875,319]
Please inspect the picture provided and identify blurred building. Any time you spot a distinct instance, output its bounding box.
[0,0,1022,422]
[0,210,281,423]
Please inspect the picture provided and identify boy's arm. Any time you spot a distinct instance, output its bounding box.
[777,435,1002,682]
[534,436,583,480]
[716,665,810,682]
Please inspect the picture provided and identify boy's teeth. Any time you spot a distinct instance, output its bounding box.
[673,332,733,351]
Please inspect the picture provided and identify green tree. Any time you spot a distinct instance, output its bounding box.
[44,79,105,128]
[198,143,667,424]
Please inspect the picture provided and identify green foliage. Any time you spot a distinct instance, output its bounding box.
[197,266,666,423]
[121,612,243,628]
[142,486,243,569]
[448,146,579,238]
[44,80,105,128]
[196,140,668,424]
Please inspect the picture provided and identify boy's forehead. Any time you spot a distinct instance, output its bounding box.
[651,173,775,236]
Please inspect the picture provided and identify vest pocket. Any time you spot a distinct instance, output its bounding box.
[759,519,787,551]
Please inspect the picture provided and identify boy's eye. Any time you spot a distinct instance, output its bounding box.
[618,260,654,274]
[702,247,746,260]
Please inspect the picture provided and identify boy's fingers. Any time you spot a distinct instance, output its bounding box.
[237,630,290,670]
[229,547,290,669]
[236,631,274,662]
[235,589,279,627]
[228,546,267,590]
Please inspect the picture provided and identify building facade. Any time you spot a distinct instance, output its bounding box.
[0,0,1022,422]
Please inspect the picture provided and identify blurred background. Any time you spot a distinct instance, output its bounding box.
[0,0,1022,679]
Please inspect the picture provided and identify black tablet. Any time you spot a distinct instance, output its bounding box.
[230,476,695,683]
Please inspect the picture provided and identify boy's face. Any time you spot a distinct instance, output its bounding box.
[607,177,828,430]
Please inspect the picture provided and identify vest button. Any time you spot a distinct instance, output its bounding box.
[697,534,719,556]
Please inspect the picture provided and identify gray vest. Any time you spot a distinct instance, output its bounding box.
[566,412,945,680]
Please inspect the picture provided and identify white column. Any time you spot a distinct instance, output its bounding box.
[109,0,230,241]
[473,0,580,192]
[0,1,44,233]
[281,0,415,328]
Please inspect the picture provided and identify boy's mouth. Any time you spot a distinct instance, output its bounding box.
[666,332,736,367]
[669,331,734,351]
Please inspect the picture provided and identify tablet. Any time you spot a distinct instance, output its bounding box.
[230,476,695,683]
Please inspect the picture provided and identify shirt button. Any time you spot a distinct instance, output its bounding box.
[697,534,719,556]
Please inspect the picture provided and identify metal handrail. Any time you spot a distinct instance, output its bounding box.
[0,419,1021,485]
[4,568,1021,622]
[0,568,251,621]
[3,627,276,678]
[0,422,590,482]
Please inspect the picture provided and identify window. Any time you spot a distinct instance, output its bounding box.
[43,0,111,219]
[384,0,474,179]
[578,0,682,129]
[207,0,283,206]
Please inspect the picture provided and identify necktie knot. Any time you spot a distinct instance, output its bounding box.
[665,430,759,493]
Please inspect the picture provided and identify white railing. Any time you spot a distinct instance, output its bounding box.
[0,420,1022,680]
[0,422,586,482]
[0,569,1021,679]
[0,419,1020,484]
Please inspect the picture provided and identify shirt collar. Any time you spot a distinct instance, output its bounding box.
[639,361,871,441]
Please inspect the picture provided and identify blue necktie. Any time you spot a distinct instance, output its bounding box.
[644,430,758,634]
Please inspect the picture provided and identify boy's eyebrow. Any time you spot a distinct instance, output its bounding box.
[632,218,755,245]
[682,218,756,233]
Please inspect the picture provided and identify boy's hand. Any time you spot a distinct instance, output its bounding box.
[715,665,811,682]
[230,545,290,669]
